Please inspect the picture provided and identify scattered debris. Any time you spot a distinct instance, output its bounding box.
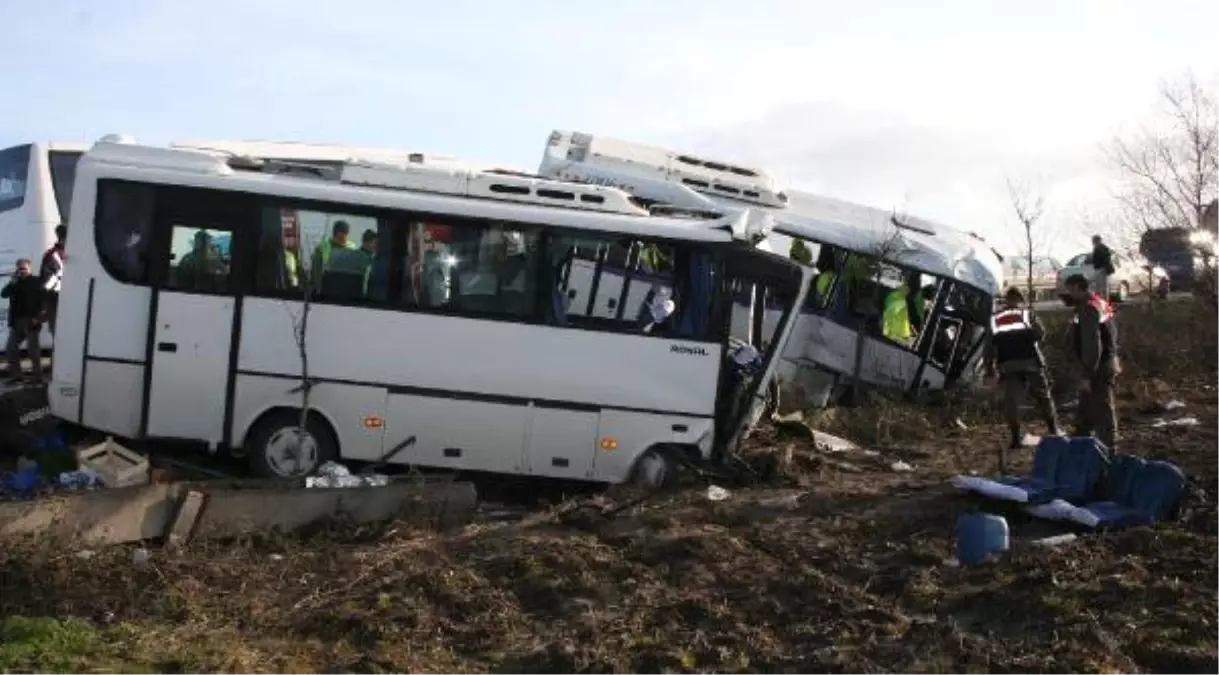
[756,491,806,511]
[305,461,390,489]
[131,547,151,566]
[955,512,1009,565]
[58,469,101,489]
[705,485,731,501]
[890,460,915,473]
[1031,533,1078,547]
[1152,417,1200,428]
[77,437,150,488]
[954,417,969,430]
[1159,399,1187,412]
[75,549,96,560]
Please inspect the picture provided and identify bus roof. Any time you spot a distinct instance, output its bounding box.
[741,190,1005,295]
[538,129,1004,295]
[1,141,90,153]
[171,139,520,174]
[81,137,749,244]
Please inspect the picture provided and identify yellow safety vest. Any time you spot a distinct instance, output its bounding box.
[284,249,298,287]
[882,285,912,341]
[814,271,836,303]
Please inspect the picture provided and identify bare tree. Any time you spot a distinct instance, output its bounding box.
[1107,71,1218,234]
[846,216,916,402]
[282,211,320,475]
[1005,175,1048,301]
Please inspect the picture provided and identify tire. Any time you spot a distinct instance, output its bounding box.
[629,448,681,490]
[246,409,338,478]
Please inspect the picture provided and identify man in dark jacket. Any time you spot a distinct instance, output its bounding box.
[1091,234,1114,300]
[3,258,45,383]
[39,224,66,337]
[1064,273,1120,454]
[985,287,1062,450]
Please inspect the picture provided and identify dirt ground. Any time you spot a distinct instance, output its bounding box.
[0,302,1215,673]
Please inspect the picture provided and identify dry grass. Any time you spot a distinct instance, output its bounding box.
[0,301,1214,673]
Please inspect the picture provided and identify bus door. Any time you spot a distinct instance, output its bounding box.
[142,188,252,443]
[910,280,989,392]
[713,245,810,458]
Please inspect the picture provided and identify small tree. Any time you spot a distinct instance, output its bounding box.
[1005,175,1049,302]
[281,211,323,475]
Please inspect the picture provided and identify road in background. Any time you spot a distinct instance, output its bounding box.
[1032,292,1192,313]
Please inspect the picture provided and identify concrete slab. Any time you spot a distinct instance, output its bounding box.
[0,476,477,547]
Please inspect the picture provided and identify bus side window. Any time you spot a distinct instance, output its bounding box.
[411,219,541,318]
[95,180,155,285]
[166,225,232,294]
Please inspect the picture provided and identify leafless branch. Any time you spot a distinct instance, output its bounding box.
[1005,175,1054,301]
[1106,71,1219,235]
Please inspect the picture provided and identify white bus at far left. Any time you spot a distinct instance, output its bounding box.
[0,141,88,349]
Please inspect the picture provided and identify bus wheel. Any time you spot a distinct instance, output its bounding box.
[246,409,338,478]
[629,448,680,490]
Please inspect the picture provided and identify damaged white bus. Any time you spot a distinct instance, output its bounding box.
[48,136,810,484]
[537,131,1005,409]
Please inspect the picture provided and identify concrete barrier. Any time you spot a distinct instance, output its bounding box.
[0,476,477,546]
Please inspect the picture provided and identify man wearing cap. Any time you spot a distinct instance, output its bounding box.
[985,287,1062,449]
[1063,273,1120,454]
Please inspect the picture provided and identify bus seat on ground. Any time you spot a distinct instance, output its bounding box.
[1023,454,1186,529]
[950,436,1108,504]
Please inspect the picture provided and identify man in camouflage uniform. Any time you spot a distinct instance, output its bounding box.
[985,287,1062,449]
[1063,274,1120,454]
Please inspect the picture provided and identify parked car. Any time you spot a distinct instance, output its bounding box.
[1002,255,1060,301]
[1055,250,1168,302]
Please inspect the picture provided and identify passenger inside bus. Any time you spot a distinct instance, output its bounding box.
[175,229,228,292]
[320,228,377,300]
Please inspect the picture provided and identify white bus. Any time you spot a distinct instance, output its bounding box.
[49,136,811,485]
[0,141,89,349]
[538,131,1005,409]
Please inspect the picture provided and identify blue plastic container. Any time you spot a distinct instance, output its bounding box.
[955,513,1009,565]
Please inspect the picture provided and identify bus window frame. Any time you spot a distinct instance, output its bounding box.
[0,143,32,214]
[783,233,993,388]
[91,178,728,345]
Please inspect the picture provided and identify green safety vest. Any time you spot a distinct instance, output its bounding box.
[882,285,912,341]
[814,271,836,303]
[313,237,357,273]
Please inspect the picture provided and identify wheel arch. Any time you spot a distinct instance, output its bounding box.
[236,404,342,455]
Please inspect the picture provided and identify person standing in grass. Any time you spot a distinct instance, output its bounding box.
[1063,273,1120,454]
[985,287,1062,450]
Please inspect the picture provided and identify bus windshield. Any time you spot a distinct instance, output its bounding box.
[0,144,31,214]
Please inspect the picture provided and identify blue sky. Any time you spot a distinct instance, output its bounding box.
[6,0,1217,256]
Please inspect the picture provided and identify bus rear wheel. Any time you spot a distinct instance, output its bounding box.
[246,409,338,478]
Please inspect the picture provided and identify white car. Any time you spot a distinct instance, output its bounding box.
[1003,255,1061,301]
[1055,251,1168,302]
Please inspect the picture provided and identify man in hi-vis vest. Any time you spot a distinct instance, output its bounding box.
[985,287,1062,449]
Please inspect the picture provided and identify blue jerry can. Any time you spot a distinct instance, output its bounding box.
[955,512,1010,565]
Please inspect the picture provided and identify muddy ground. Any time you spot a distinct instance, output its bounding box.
[0,302,1215,673]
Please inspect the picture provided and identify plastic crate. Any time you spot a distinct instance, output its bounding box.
[76,437,150,488]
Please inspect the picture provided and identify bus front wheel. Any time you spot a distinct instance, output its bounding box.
[629,447,681,490]
[246,409,338,478]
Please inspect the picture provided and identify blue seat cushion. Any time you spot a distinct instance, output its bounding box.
[952,436,1109,505]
